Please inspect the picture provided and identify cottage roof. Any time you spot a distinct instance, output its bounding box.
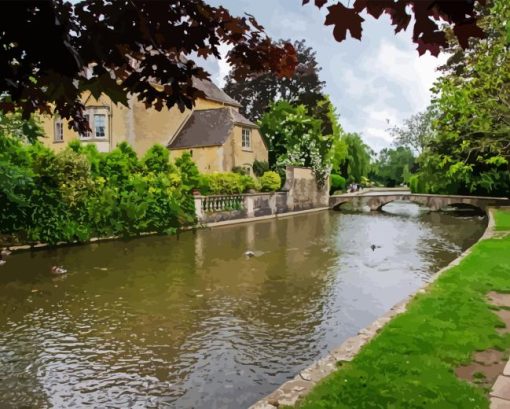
[192,77,242,108]
[168,108,257,149]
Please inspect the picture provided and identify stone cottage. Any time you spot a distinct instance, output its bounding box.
[40,78,268,175]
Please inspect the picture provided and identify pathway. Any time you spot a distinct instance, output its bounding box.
[488,292,510,408]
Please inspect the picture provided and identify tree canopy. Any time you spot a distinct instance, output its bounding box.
[259,99,342,185]
[389,108,435,155]
[0,0,297,132]
[335,132,372,183]
[0,0,492,131]
[305,0,489,56]
[224,39,325,122]
[371,147,415,187]
[410,0,510,196]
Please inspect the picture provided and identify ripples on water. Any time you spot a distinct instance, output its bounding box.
[0,202,486,408]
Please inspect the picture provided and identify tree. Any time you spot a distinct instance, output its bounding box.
[0,0,297,132]
[389,108,435,154]
[305,0,489,56]
[337,133,372,183]
[412,0,510,196]
[259,101,336,185]
[371,147,415,187]
[224,39,325,121]
[0,0,492,131]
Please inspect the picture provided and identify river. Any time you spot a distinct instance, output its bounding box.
[0,202,486,408]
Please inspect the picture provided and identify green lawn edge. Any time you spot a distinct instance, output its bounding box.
[290,208,510,409]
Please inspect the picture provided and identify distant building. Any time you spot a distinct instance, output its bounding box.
[40,78,268,175]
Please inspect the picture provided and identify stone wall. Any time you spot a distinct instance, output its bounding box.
[283,166,330,211]
[194,167,328,224]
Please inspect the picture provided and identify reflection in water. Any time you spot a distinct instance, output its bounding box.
[0,203,486,408]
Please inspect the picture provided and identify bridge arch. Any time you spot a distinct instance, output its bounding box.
[331,201,352,211]
[442,202,486,212]
[375,197,429,212]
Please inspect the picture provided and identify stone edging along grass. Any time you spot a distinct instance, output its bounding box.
[250,207,510,409]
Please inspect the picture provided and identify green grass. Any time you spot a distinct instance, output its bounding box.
[494,209,510,231]
[291,210,510,409]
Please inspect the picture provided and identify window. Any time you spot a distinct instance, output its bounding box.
[79,108,108,140]
[80,114,91,139]
[94,114,106,138]
[54,119,64,142]
[242,128,251,149]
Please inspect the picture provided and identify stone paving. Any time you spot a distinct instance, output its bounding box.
[489,292,510,408]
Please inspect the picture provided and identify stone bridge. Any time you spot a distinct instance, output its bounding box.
[330,192,510,212]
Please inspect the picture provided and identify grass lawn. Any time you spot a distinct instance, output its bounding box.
[494,209,510,231]
[291,209,510,409]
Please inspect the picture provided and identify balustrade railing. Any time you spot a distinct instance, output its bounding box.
[201,195,244,213]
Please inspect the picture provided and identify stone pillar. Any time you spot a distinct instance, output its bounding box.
[194,195,204,222]
[246,196,254,218]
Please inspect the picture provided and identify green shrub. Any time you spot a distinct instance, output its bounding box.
[175,151,200,190]
[259,171,281,192]
[252,160,269,177]
[232,166,249,176]
[240,174,260,192]
[204,173,245,195]
[330,174,346,194]
[141,144,172,174]
[0,133,196,245]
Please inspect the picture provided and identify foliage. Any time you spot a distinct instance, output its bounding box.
[389,108,435,154]
[259,101,336,186]
[200,172,258,195]
[305,0,488,56]
[252,159,270,177]
[0,111,44,143]
[371,147,415,187]
[330,173,346,194]
[0,135,195,245]
[231,166,249,176]
[413,0,510,196]
[224,39,326,122]
[259,171,282,192]
[336,133,372,183]
[0,1,296,131]
[293,209,510,409]
[174,151,201,191]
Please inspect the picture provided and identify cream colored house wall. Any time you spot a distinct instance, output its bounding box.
[38,92,267,173]
[229,126,268,174]
[170,146,225,173]
[40,93,129,153]
[39,93,227,156]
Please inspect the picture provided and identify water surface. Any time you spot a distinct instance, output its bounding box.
[0,203,486,408]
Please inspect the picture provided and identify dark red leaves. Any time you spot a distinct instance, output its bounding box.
[303,0,328,8]
[309,0,487,56]
[453,22,486,49]
[325,3,364,42]
[0,0,296,131]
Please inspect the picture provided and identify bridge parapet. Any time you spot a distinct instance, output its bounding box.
[329,193,510,212]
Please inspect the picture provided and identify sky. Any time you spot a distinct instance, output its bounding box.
[200,0,448,152]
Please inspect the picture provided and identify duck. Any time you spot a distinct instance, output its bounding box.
[0,257,5,266]
[51,266,67,275]
[1,248,11,257]
[244,250,255,258]
[370,244,381,251]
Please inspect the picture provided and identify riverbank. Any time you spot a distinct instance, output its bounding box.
[278,208,510,408]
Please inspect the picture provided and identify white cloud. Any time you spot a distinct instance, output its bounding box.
[215,43,233,88]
